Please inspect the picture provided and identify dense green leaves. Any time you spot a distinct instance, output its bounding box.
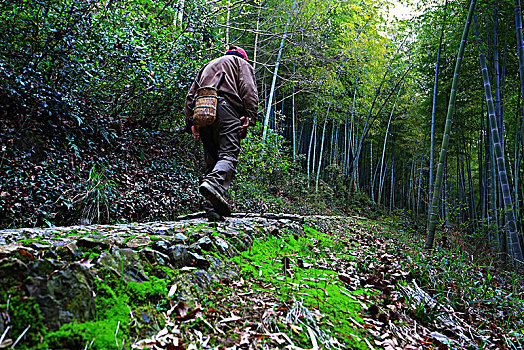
[0,0,216,128]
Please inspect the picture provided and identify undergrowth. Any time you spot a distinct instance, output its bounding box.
[372,213,524,347]
[232,123,362,217]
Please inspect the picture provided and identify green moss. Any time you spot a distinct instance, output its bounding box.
[122,235,137,245]
[44,274,169,349]
[15,237,50,245]
[61,229,89,238]
[230,225,372,348]
[46,280,131,349]
[2,276,132,350]
[0,289,48,350]
[156,265,176,279]
[82,251,101,260]
[47,318,127,350]
[127,276,168,305]
[89,230,104,237]
[189,224,216,232]
[201,249,222,260]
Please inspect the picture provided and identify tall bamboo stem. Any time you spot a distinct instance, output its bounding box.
[426,0,476,249]
[475,14,524,268]
[262,0,297,141]
[514,0,524,222]
[378,85,402,204]
[429,0,448,228]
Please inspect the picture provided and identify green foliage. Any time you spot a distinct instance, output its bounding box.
[81,165,119,224]
[1,0,210,229]
[0,127,202,228]
[0,0,217,127]
[233,123,310,213]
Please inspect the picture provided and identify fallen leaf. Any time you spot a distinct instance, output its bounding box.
[175,306,202,321]
[218,315,241,323]
[179,267,196,271]
[167,284,177,298]
[19,249,35,261]
[172,301,188,318]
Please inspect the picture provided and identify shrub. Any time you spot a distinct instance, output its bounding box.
[232,124,310,213]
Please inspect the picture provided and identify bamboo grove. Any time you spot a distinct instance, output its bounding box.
[215,0,524,267]
[2,0,523,267]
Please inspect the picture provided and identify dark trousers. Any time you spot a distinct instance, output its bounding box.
[199,97,241,212]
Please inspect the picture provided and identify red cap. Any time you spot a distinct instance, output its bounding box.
[226,46,248,61]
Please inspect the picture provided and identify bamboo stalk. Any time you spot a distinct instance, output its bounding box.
[307,114,317,186]
[378,84,402,205]
[252,0,261,70]
[262,0,297,141]
[390,154,395,214]
[370,138,374,201]
[514,0,524,222]
[428,0,448,229]
[292,64,296,158]
[474,14,524,268]
[426,0,476,250]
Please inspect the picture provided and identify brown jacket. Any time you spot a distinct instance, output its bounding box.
[184,54,258,131]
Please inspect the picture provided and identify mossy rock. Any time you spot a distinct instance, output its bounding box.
[171,256,238,308]
[24,263,95,331]
[98,248,149,283]
[0,257,28,288]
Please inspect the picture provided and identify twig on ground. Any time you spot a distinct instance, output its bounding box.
[10,325,30,349]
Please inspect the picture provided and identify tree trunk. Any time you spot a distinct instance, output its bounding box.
[315,114,330,192]
[475,14,524,268]
[416,153,425,216]
[178,0,185,28]
[252,0,261,69]
[370,138,374,201]
[378,85,402,205]
[225,0,231,46]
[307,114,317,187]
[426,0,476,250]
[443,162,449,228]
[428,0,448,228]
[390,154,395,214]
[379,156,390,206]
[514,0,524,222]
[262,0,297,141]
[292,65,296,158]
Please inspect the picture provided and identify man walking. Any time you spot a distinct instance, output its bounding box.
[185,46,258,221]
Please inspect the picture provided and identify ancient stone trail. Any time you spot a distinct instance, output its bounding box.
[1,213,511,350]
[0,212,342,343]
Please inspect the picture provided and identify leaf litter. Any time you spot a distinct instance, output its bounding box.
[133,216,523,349]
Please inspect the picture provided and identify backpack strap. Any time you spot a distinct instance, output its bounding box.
[214,72,225,90]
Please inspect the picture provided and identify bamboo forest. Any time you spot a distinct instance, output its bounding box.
[1,0,524,349]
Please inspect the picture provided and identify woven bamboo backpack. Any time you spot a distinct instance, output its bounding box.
[192,73,225,127]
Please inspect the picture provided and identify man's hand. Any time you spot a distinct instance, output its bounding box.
[238,116,249,138]
[191,125,200,139]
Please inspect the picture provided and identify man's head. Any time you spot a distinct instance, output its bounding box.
[225,46,248,61]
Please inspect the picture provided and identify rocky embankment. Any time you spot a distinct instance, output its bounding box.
[0,213,342,348]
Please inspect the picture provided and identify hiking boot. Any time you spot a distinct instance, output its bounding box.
[206,211,225,222]
[199,181,231,217]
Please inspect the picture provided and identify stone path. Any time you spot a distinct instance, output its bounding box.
[0,213,345,337]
